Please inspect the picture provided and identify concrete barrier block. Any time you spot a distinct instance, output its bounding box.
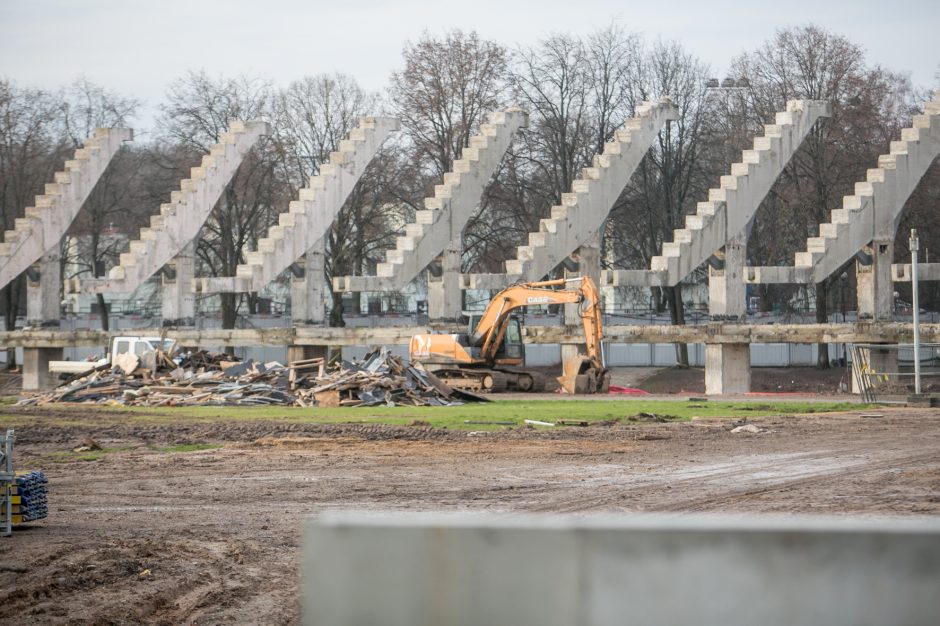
[302,513,940,626]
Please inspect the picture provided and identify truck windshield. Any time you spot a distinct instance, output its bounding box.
[142,339,175,353]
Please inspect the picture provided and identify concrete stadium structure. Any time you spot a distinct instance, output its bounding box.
[1,92,938,393]
[196,116,401,326]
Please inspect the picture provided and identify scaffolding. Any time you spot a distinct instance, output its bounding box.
[1,429,13,537]
[851,343,940,403]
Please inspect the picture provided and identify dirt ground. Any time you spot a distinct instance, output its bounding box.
[1,404,939,624]
[637,365,853,394]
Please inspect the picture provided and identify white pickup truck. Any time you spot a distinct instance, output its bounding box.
[48,336,175,375]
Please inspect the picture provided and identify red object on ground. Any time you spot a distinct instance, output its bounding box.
[608,385,650,395]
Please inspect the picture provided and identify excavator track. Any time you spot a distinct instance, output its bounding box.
[434,368,543,393]
[434,368,509,392]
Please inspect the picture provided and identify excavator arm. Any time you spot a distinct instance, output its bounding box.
[470,277,607,393]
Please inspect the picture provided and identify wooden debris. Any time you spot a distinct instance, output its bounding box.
[19,347,484,408]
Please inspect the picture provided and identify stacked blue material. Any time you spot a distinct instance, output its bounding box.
[14,471,48,522]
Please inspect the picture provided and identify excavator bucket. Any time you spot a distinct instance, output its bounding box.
[558,353,609,395]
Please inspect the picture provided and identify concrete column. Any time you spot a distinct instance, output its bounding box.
[856,240,894,321]
[161,240,196,326]
[26,251,61,326]
[22,346,63,392]
[24,251,62,391]
[853,240,897,393]
[562,241,601,366]
[705,343,750,395]
[291,235,327,325]
[428,238,462,322]
[706,234,750,395]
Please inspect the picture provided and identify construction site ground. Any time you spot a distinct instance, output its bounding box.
[0,373,938,624]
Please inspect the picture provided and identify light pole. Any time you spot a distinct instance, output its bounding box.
[910,229,922,395]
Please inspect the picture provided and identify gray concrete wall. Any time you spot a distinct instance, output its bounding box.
[302,513,940,626]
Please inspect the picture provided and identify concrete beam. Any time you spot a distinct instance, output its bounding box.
[892,262,940,282]
[465,273,516,291]
[194,276,251,293]
[562,240,600,365]
[4,322,940,349]
[302,512,940,626]
[857,240,894,322]
[706,232,750,395]
[427,238,463,321]
[743,265,814,284]
[25,251,61,326]
[22,346,63,392]
[601,269,669,287]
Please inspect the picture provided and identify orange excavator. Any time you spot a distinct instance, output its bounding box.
[410,276,608,394]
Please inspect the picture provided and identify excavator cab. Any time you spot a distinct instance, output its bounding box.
[469,314,524,362]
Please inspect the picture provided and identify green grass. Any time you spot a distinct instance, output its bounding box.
[0,399,870,431]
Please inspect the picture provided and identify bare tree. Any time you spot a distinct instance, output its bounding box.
[390,30,509,178]
[512,34,593,209]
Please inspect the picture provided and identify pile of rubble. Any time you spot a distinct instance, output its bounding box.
[19,347,483,408]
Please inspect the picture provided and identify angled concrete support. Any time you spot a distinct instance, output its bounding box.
[202,116,399,294]
[652,100,831,285]
[291,235,327,325]
[161,240,196,325]
[749,91,940,285]
[0,128,132,290]
[71,121,270,294]
[506,99,679,282]
[333,110,526,294]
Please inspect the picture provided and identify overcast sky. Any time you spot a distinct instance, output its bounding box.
[1,0,937,133]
